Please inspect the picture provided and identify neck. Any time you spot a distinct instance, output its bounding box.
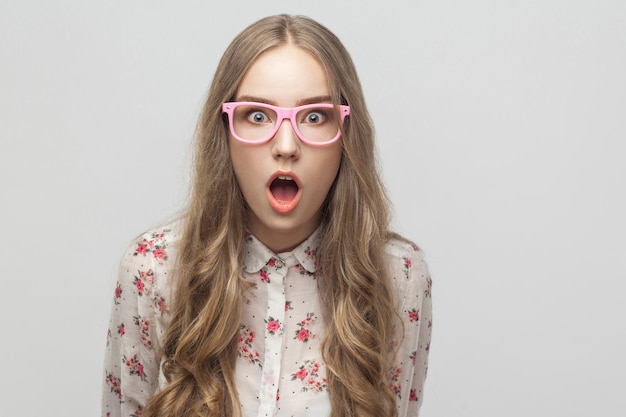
[247,214,321,253]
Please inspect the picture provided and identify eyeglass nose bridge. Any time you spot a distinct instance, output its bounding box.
[273,107,302,139]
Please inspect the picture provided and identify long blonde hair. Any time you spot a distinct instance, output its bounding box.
[143,15,398,417]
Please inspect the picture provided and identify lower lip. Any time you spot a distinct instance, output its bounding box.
[266,187,302,213]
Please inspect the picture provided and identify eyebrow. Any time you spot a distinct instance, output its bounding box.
[234,95,333,106]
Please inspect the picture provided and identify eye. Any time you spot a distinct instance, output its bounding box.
[302,110,326,125]
[247,110,271,124]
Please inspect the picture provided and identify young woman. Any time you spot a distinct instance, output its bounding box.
[103,14,432,417]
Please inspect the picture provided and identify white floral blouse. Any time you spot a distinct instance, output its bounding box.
[102,222,432,417]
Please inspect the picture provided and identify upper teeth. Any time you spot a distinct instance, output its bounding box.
[278,175,293,181]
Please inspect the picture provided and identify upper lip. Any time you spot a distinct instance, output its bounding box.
[267,171,301,189]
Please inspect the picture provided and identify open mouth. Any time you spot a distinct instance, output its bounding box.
[267,173,302,213]
[270,175,299,203]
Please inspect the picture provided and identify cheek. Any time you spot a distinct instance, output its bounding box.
[229,141,258,191]
[315,147,343,194]
[326,145,343,174]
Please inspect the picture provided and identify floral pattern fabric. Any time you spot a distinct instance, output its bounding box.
[102,222,432,417]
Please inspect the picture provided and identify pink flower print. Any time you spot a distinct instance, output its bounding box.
[294,312,316,342]
[133,276,145,295]
[140,333,152,348]
[402,256,411,279]
[140,270,155,286]
[409,389,418,402]
[388,366,402,399]
[408,308,419,323]
[285,301,293,311]
[130,406,143,417]
[153,296,169,315]
[114,282,122,304]
[133,231,169,260]
[123,354,147,381]
[259,269,270,283]
[134,316,147,328]
[265,317,281,335]
[117,323,125,336]
[409,351,417,365]
[295,263,316,277]
[294,369,308,380]
[291,360,327,392]
[238,324,261,367]
[268,258,276,267]
[133,315,152,349]
[425,276,432,298]
[105,372,122,400]
[135,243,147,255]
[296,329,310,341]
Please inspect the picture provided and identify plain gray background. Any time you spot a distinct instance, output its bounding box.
[1,1,625,416]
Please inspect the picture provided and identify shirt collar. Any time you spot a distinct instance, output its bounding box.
[242,228,321,274]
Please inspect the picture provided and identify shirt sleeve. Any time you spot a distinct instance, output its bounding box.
[102,239,163,417]
[392,245,433,417]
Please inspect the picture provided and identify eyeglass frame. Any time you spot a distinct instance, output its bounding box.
[222,101,350,145]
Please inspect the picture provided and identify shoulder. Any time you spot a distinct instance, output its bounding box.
[384,234,432,303]
[117,219,183,290]
[126,220,183,262]
[384,234,430,280]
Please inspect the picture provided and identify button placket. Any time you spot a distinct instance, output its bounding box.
[257,257,288,417]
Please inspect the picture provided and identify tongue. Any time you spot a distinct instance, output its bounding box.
[270,179,298,202]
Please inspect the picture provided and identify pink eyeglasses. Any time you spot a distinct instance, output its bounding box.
[222,102,350,145]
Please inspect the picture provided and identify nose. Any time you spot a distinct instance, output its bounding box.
[271,118,300,159]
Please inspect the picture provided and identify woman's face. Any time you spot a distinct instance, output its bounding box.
[229,45,342,253]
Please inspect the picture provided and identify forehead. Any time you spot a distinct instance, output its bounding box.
[235,45,330,106]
